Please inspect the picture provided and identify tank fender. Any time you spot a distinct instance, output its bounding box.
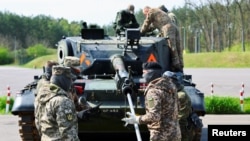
[11,88,36,115]
[184,86,206,116]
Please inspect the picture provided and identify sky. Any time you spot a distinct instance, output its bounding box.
[0,0,186,26]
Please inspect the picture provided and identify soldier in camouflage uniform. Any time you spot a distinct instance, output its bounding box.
[63,56,90,111]
[163,71,194,141]
[38,66,80,140]
[34,60,58,135]
[140,6,183,73]
[122,62,181,141]
[113,4,139,36]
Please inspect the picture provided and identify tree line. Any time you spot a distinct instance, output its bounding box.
[0,0,249,53]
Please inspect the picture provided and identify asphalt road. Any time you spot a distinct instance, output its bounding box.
[1,114,250,141]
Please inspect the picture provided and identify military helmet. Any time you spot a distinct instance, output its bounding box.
[162,71,177,80]
[63,56,81,79]
[52,65,72,78]
[64,56,80,67]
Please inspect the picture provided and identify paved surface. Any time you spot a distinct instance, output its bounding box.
[184,68,250,97]
[0,66,41,97]
[1,114,250,141]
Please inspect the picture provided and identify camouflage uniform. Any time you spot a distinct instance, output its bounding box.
[138,77,181,141]
[38,66,80,141]
[34,60,58,135]
[140,7,183,72]
[113,5,139,35]
[34,77,50,135]
[178,86,193,141]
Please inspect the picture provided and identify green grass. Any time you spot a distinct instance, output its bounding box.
[0,96,14,114]
[205,96,250,114]
[184,52,250,68]
[23,54,57,69]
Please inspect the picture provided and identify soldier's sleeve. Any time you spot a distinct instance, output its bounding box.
[140,11,153,34]
[139,88,162,124]
[56,97,80,141]
[130,14,139,28]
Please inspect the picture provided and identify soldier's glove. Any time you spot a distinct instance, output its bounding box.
[121,112,140,126]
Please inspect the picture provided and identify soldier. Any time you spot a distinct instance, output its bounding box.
[34,60,58,135]
[63,56,101,121]
[63,56,89,111]
[163,71,193,141]
[140,6,183,73]
[122,62,181,141]
[38,66,80,140]
[113,4,139,36]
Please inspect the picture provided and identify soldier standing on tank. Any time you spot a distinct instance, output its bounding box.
[122,62,181,141]
[37,66,80,141]
[113,4,139,36]
[140,6,184,74]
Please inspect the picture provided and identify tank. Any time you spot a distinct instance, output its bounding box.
[11,24,206,141]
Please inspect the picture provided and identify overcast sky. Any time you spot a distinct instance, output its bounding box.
[1,0,186,26]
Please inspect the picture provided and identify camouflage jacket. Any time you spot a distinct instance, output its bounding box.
[34,76,50,135]
[36,84,79,141]
[140,8,172,35]
[140,77,180,129]
[140,8,183,72]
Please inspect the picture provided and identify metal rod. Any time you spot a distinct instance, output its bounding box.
[127,93,142,141]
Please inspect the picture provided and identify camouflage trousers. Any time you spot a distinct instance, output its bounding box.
[161,23,183,72]
[180,125,193,141]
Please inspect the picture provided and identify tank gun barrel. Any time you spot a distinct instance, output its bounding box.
[110,55,134,95]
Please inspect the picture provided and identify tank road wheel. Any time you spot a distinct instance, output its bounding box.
[57,39,74,64]
[18,112,40,141]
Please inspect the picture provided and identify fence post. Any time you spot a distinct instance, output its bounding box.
[210,82,214,95]
[5,85,11,114]
[240,82,244,112]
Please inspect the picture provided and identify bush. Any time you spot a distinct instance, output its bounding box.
[0,47,14,65]
[17,44,55,65]
[26,44,49,59]
[0,96,14,114]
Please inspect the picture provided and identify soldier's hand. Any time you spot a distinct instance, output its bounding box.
[121,112,140,126]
